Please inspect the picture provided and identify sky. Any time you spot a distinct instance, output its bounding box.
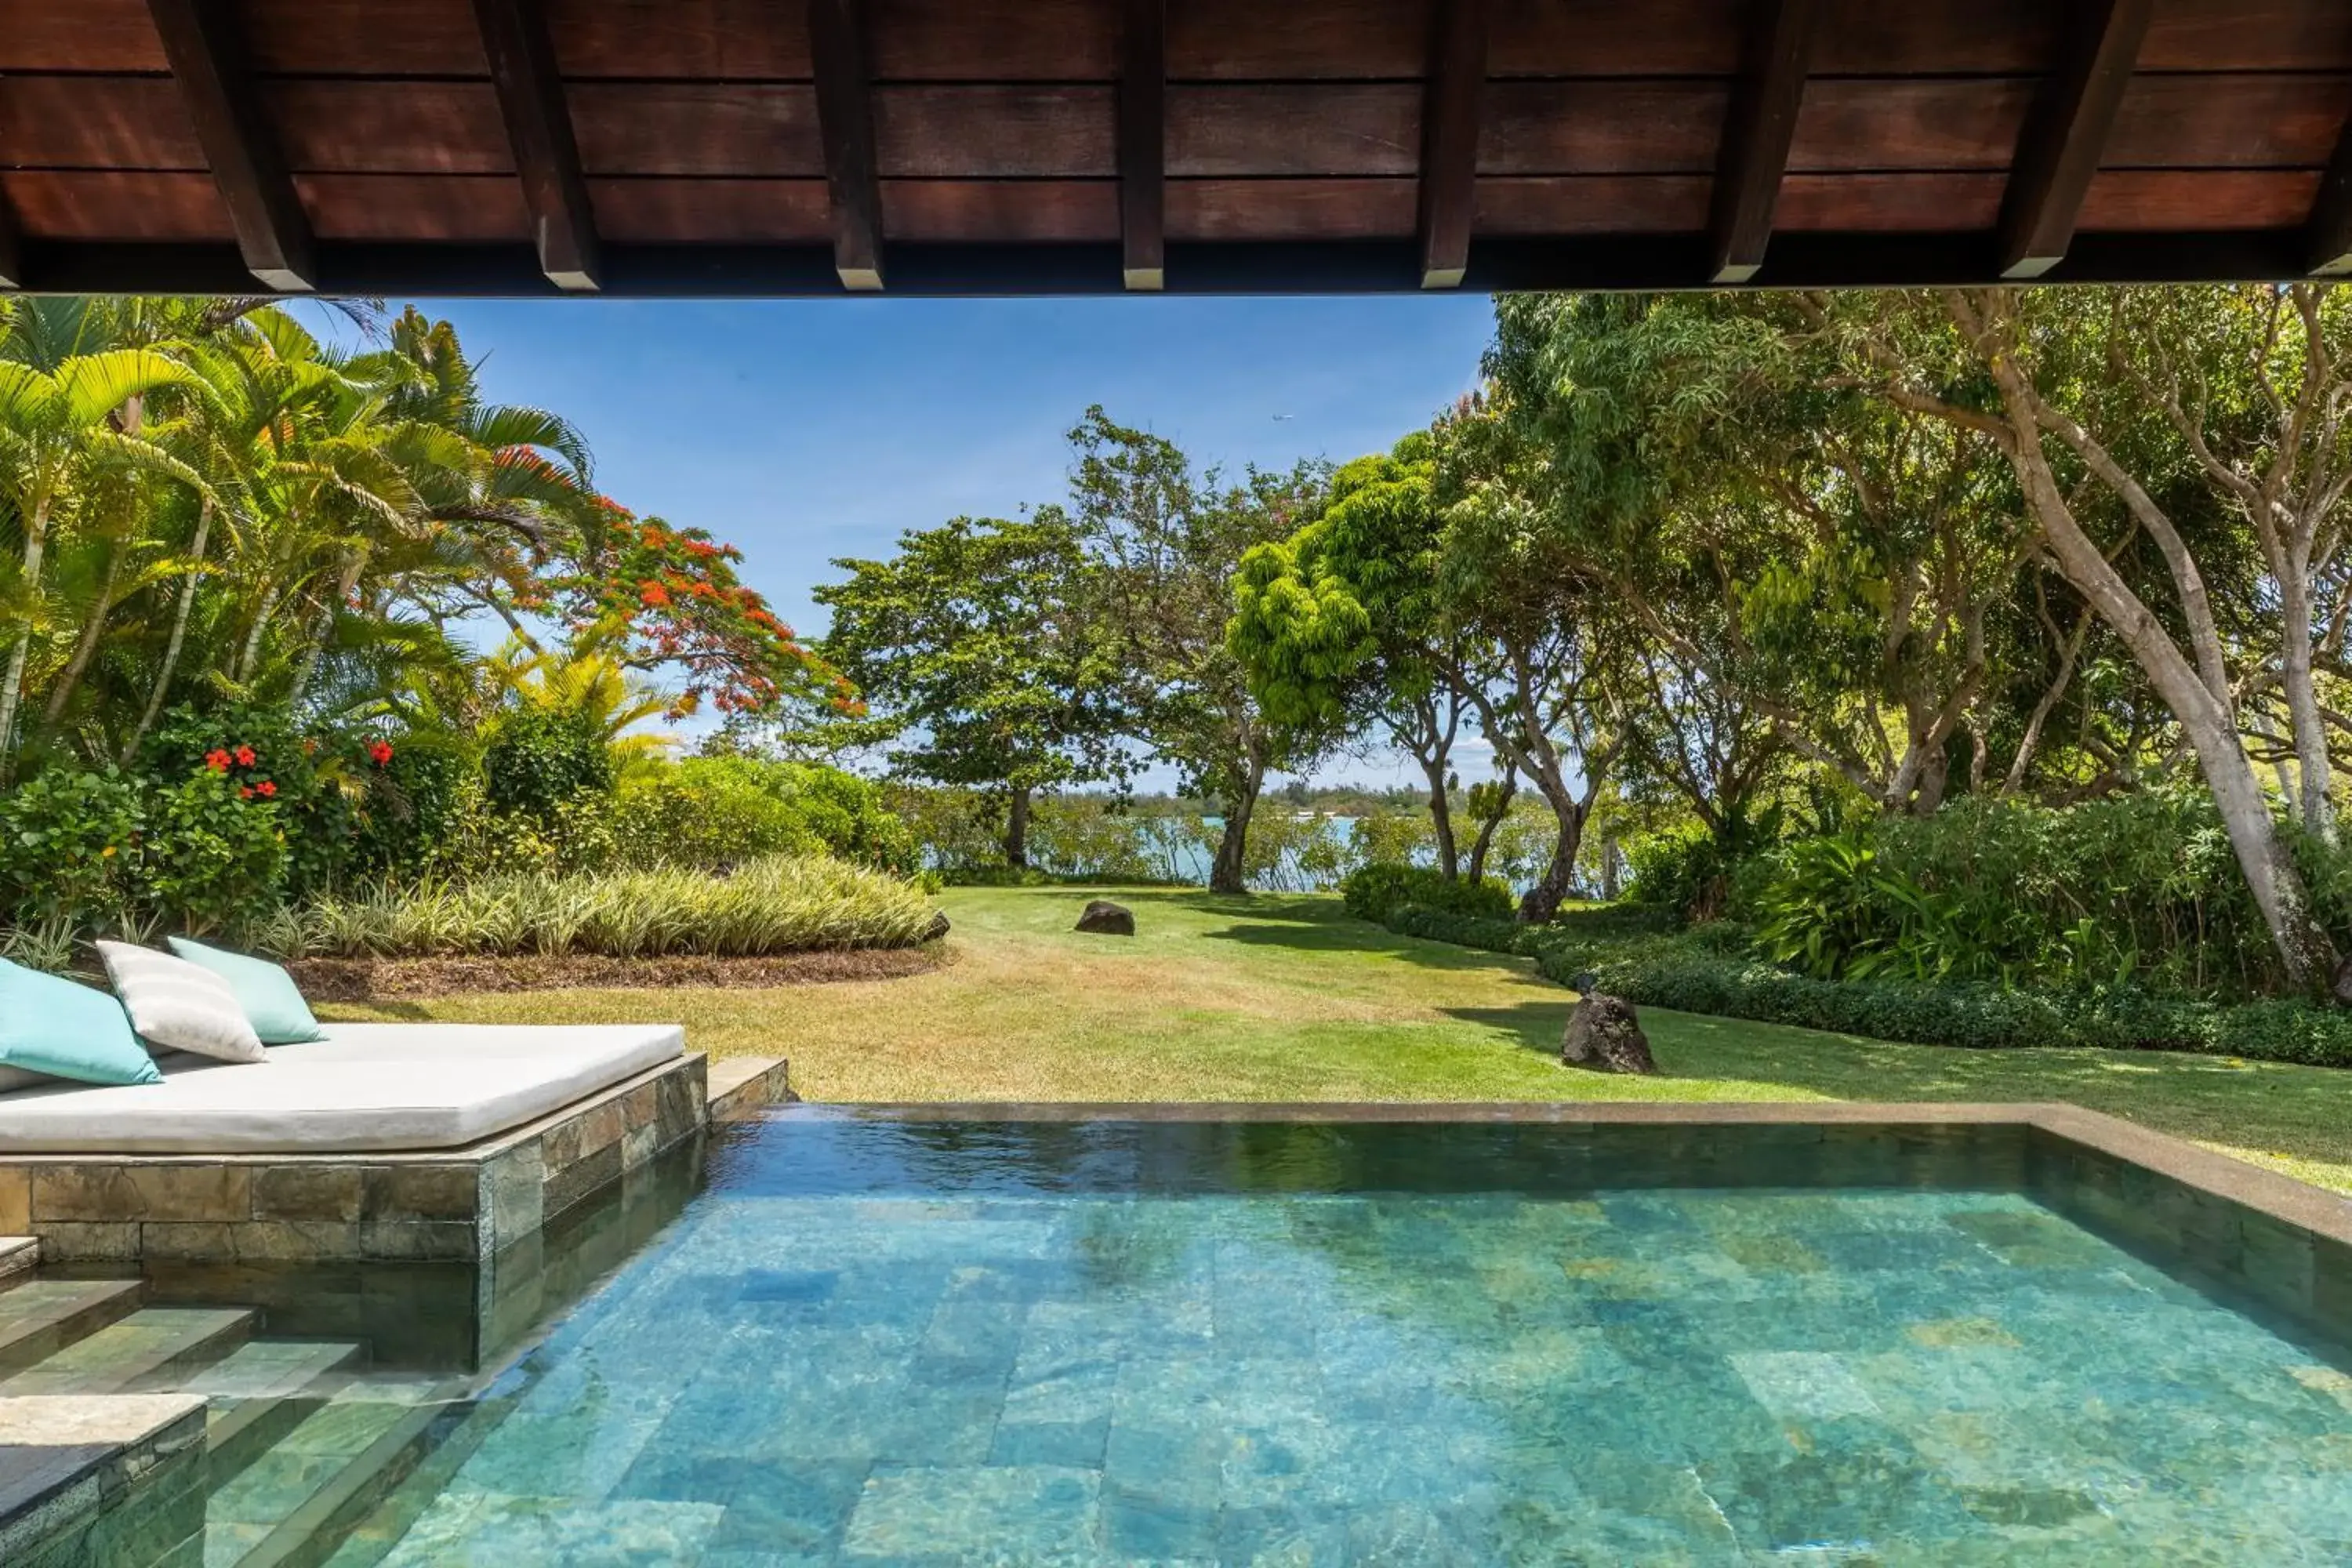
[367,294,1498,789]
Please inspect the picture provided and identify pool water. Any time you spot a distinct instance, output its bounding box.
[345,1116,2352,1565]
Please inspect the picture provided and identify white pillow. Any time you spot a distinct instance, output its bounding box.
[96,941,266,1065]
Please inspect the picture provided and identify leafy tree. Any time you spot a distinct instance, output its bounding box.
[1068,408,1332,892]
[1813,286,2351,992]
[817,510,1131,866]
[1231,434,1474,876]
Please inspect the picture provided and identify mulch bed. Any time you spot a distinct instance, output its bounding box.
[289,946,946,1001]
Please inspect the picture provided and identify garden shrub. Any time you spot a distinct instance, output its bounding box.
[481,706,614,823]
[0,761,288,937]
[1744,789,2352,1000]
[293,854,937,959]
[347,733,473,880]
[1341,862,1514,924]
[1375,904,2352,1069]
[618,757,917,877]
[0,766,145,925]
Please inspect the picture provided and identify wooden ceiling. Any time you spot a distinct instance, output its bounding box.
[0,0,2349,296]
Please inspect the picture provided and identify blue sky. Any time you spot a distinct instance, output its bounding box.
[373,295,1498,788]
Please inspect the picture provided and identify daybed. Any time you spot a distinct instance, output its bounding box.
[0,1022,686,1154]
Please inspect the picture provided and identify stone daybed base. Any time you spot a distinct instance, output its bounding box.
[0,1052,789,1269]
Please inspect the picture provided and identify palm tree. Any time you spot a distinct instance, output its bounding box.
[0,299,202,774]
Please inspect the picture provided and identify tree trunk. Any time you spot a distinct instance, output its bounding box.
[290,551,367,708]
[1421,754,1460,879]
[1465,770,1516,885]
[0,495,56,775]
[2281,564,2336,844]
[235,583,278,684]
[1004,785,1032,867]
[41,534,124,728]
[1519,804,1583,924]
[126,499,212,764]
[1208,764,1264,894]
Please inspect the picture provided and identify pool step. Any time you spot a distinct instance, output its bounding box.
[0,1276,148,1376]
[197,1341,368,1483]
[204,1388,458,1568]
[2,1305,255,1395]
[0,1236,38,1287]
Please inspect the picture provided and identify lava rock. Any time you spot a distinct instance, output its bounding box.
[1561,993,1656,1074]
[922,909,952,942]
[1074,898,1136,936]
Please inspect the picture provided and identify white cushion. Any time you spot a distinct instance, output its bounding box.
[96,942,265,1064]
[0,1022,684,1152]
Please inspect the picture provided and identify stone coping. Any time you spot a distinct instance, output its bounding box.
[779,1099,2352,1254]
[0,1394,205,1567]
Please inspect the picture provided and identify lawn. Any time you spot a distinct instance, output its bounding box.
[322,884,2352,1194]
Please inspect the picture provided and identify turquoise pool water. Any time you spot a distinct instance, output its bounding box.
[351,1116,2352,1564]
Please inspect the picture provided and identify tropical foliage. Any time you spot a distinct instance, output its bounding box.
[0,296,911,962]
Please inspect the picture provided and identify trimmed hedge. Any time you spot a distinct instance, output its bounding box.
[1374,903,2352,1069]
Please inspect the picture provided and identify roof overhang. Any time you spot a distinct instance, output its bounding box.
[4,0,2349,298]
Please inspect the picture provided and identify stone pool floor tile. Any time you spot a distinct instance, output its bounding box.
[376,1490,727,1566]
[838,1465,1099,1563]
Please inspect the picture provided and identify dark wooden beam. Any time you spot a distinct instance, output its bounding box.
[807,0,884,291]
[1120,0,1166,290]
[1708,0,1824,285]
[1,229,2319,299]
[1416,0,1487,289]
[2308,111,2352,276]
[143,0,315,292]
[472,0,601,291]
[1996,0,2153,280]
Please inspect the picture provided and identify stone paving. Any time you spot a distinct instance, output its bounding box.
[348,1120,2352,1565]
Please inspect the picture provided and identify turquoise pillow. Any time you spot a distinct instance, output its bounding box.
[165,938,327,1045]
[0,959,162,1086]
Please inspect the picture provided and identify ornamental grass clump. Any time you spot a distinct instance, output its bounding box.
[291,855,937,959]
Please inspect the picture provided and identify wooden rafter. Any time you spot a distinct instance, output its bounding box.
[2308,112,2352,276]
[807,0,884,291]
[143,0,316,291]
[1997,0,2154,280]
[1416,0,1487,289]
[1120,0,1166,290]
[473,0,601,291]
[1708,0,1824,285]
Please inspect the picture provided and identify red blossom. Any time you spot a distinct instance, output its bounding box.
[367,739,394,768]
[639,581,672,608]
[233,744,256,767]
[239,785,255,800]
[256,779,278,798]
[204,749,231,772]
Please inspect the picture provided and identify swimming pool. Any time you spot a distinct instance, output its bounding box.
[326,1111,2352,1563]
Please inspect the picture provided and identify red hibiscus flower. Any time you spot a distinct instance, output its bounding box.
[367,739,394,767]
[204,749,231,772]
[256,779,277,798]
[239,785,255,800]
[233,744,256,767]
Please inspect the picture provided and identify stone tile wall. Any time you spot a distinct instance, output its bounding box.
[0,1054,715,1269]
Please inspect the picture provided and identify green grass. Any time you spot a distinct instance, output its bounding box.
[321,884,2352,1194]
